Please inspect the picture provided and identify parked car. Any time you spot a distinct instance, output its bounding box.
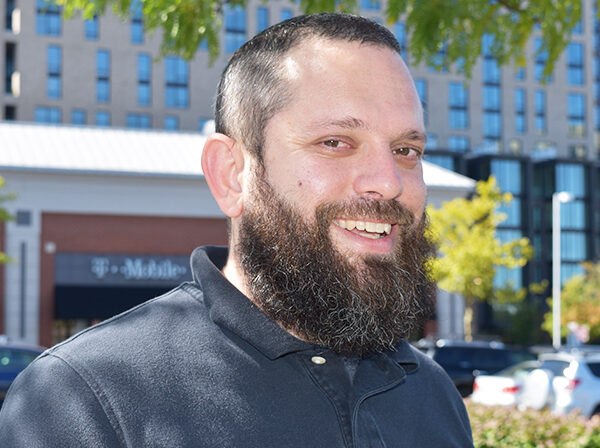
[416,339,536,397]
[0,336,45,407]
[471,360,540,406]
[519,350,600,417]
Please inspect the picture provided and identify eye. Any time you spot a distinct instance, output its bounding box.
[393,147,422,158]
[323,139,343,148]
[319,138,353,152]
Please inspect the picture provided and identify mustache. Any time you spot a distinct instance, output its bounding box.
[315,198,417,229]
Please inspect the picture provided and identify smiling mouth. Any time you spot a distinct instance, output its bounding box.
[333,219,392,240]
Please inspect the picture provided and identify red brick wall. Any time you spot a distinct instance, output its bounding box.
[40,213,228,346]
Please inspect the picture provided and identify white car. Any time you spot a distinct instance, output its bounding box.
[519,350,600,417]
[471,360,540,406]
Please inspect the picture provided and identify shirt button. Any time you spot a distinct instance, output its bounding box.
[311,356,326,365]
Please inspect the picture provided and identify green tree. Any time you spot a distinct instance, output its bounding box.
[542,262,600,343]
[55,0,586,77]
[426,176,533,341]
[0,176,14,264]
[492,281,548,345]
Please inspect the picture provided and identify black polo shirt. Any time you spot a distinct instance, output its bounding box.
[0,246,473,447]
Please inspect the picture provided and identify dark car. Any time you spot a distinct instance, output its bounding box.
[0,336,45,407]
[416,339,536,397]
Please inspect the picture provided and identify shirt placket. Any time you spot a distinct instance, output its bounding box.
[300,350,407,448]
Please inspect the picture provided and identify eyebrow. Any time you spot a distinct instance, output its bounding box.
[399,130,428,145]
[310,116,369,131]
[306,116,427,145]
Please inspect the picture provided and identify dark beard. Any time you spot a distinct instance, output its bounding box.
[238,177,437,357]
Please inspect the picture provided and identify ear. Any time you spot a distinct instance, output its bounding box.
[201,133,245,218]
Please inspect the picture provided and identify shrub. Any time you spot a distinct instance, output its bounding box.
[466,400,600,447]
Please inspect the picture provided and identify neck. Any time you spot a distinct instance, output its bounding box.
[222,254,251,300]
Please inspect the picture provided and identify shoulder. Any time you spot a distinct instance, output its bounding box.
[51,283,204,360]
[409,344,453,381]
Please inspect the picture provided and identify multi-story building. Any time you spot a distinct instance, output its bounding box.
[2,0,600,337]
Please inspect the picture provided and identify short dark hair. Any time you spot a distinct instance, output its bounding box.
[214,13,402,165]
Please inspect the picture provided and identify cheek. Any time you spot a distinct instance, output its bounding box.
[403,179,427,216]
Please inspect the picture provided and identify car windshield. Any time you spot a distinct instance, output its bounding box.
[587,362,600,378]
[434,347,533,372]
[494,361,538,378]
[0,348,40,371]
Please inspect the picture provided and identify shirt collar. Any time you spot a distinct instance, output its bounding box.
[190,245,421,372]
[191,246,311,360]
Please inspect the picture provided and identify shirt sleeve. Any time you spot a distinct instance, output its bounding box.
[0,353,123,447]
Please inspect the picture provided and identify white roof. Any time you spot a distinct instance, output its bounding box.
[0,121,475,190]
[0,122,204,178]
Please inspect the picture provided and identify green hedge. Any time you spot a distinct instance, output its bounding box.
[466,400,600,447]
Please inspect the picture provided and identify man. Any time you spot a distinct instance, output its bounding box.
[0,13,473,447]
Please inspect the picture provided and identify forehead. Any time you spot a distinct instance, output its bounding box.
[272,38,424,133]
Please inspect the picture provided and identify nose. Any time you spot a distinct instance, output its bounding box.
[352,146,403,200]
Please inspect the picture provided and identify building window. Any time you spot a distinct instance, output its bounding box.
[492,159,522,195]
[448,136,469,152]
[534,38,553,82]
[394,23,406,60]
[71,109,86,124]
[514,66,526,81]
[425,133,438,150]
[482,34,500,83]
[47,45,61,99]
[126,113,151,129]
[483,85,501,111]
[426,155,454,170]
[567,42,584,85]
[360,0,380,10]
[165,56,189,108]
[280,8,292,22]
[131,0,144,44]
[535,90,546,134]
[569,144,587,159]
[5,42,15,95]
[165,115,179,130]
[95,111,110,126]
[556,163,586,196]
[36,0,61,36]
[5,0,15,31]
[483,59,500,84]
[415,79,427,125]
[198,117,212,133]
[85,15,98,39]
[483,112,501,139]
[257,7,269,33]
[137,53,151,106]
[567,93,586,137]
[35,106,61,123]
[96,50,110,103]
[224,4,246,53]
[514,88,526,134]
[448,82,468,130]
[4,105,16,120]
[428,42,448,73]
[482,34,501,145]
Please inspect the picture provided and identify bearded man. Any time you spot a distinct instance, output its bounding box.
[0,13,473,447]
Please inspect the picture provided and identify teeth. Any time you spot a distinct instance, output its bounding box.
[334,219,392,235]
[360,232,381,240]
